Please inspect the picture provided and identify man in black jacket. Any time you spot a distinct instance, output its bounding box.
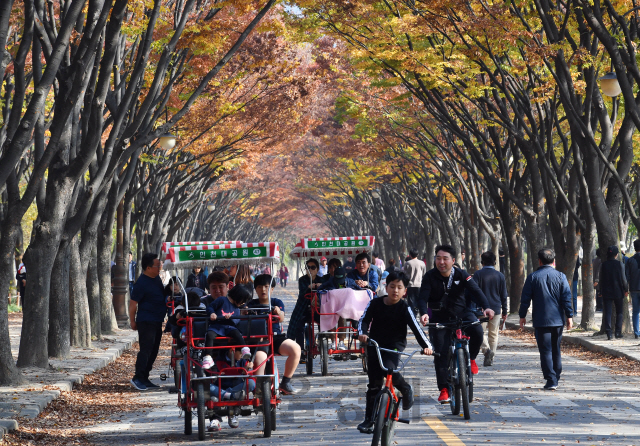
[473,251,508,366]
[418,245,495,404]
[625,240,640,339]
[601,246,628,340]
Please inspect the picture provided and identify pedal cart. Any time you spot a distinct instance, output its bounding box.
[163,241,281,440]
[161,240,241,388]
[289,236,375,376]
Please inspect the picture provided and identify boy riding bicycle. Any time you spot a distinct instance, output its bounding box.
[357,271,433,434]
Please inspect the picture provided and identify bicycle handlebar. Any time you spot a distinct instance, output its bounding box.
[426,317,489,330]
[366,339,421,374]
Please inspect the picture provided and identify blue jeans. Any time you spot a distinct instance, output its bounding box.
[631,292,640,336]
[571,280,578,315]
[210,379,256,399]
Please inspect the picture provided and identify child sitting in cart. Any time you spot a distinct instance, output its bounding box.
[206,284,252,360]
[247,274,302,395]
[356,271,433,434]
[168,291,206,346]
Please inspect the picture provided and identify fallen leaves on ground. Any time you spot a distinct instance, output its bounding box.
[502,327,640,376]
[1,334,172,446]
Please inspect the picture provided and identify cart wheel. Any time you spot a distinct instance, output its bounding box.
[305,324,313,375]
[320,337,329,376]
[262,380,272,438]
[362,348,368,373]
[196,382,205,440]
[184,408,192,435]
[271,404,277,431]
[174,363,181,392]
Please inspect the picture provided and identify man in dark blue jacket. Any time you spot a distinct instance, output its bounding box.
[519,248,573,391]
[473,251,508,366]
[625,239,640,339]
[345,253,378,293]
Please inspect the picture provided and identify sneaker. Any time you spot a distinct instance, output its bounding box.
[357,419,374,434]
[337,341,347,351]
[543,383,558,391]
[470,359,479,375]
[483,349,495,367]
[240,347,252,360]
[280,381,296,395]
[231,390,246,401]
[438,388,450,404]
[402,385,414,411]
[130,378,147,391]
[228,415,239,428]
[143,379,160,389]
[208,418,221,432]
[202,355,215,369]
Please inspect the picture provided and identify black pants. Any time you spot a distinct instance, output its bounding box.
[603,297,624,336]
[534,326,563,386]
[406,288,421,313]
[429,313,483,390]
[205,328,245,348]
[365,346,409,418]
[134,321,163,381]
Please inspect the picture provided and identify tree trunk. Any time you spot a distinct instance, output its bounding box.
[580,228,596,329]
[48,242,71,358]
[98,221,118,333]
[0,220,26,384]
[503,208,524,314]
[70,234,91,347]
[17,182,72,367]
[87,242,102,339]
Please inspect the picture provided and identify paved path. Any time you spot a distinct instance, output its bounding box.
[88,287,640,445]
[0,313,138,437]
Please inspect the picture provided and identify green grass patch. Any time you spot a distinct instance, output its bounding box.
[8,303,22,313]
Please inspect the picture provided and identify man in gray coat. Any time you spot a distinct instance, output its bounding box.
[519,248,573,391]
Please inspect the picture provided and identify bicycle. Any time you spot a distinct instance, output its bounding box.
[428,317,488,420]
[367,339,425,446]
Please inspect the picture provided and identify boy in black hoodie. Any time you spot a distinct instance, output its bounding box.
[356,271,433,434]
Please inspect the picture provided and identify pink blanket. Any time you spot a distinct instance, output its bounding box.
[319,288,372,332]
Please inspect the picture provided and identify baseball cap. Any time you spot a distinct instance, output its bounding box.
[321,256,327,261]
[334,267,346,285]
[608,245,619,256]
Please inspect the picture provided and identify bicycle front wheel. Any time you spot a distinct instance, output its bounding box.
[458,348,470,420]
[371,391,389,446]
[381,397,397,446]
[448,352,460,415]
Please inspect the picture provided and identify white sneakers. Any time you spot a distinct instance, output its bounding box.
[202,355,215,369]
[208,418,221,432]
